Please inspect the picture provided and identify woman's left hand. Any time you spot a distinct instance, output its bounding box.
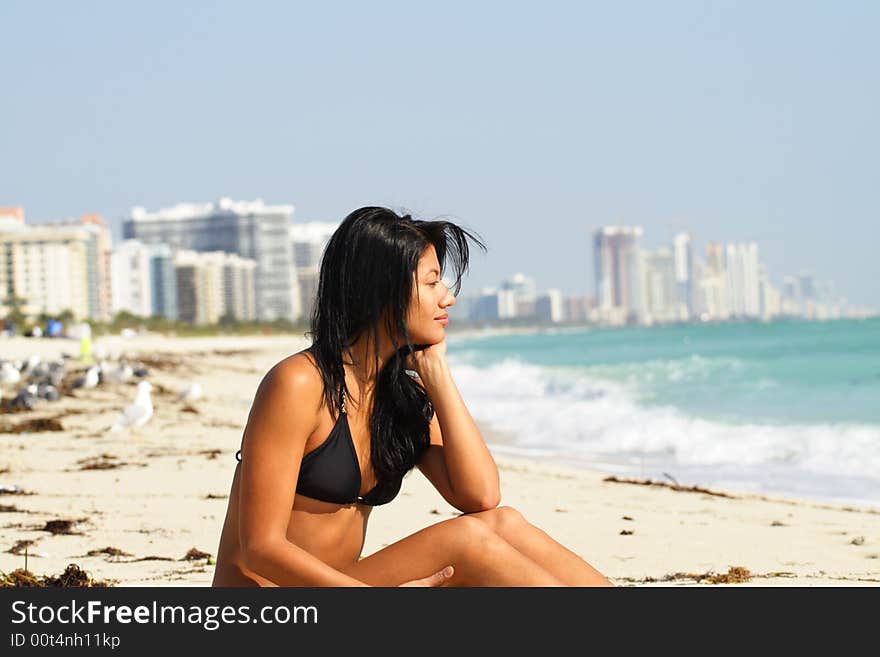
[403,340,448,381]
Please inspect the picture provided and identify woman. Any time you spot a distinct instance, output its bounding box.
[212,206,613,587]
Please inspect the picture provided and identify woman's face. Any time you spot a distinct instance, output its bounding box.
[405,245,455,345]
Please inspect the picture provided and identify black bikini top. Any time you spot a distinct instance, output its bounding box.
[235,391,405,506]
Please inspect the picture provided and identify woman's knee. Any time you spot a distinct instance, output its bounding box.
[464,505,528,535]
[445,514,505,558]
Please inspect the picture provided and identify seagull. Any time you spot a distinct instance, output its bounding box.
[177,382,203,403]
[110,381,153,433]
[0,361,21,384]
[104,363,133,384]
[71,365,99,390]
[20,355,41,378]
[10,384,39,411]
[36,383,60,401]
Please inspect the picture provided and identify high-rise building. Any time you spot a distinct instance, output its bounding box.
[471,287,516,322]
[725,242,760,318]
[593,226,643,325]
[673,232,694,319]
[172,250,257,325]
[564,295,591,324]
[693,253,729,321]
[781,275,801,316]
[43,214,114,321]
[149,245,178,321]
[290,222,338,324]
[640,247,677,324]
[797,270,817,319]
[123,198,296,322]
[535,289,564,323]
[111,240,154,318]
[758,263,780,320]
[501,273,537,319]
[222,253,257,322]
[0,225,92,319]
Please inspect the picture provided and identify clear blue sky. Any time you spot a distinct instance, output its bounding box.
[2,1,877,307]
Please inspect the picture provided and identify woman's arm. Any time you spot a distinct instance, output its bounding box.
[415,356,501,511]
[237,359,369,587]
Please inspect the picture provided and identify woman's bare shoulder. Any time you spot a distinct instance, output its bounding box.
[257,349,325,408]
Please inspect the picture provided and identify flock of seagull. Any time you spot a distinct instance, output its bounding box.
[0,351,203,432]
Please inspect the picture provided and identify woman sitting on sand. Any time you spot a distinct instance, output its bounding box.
[212,206,613,587]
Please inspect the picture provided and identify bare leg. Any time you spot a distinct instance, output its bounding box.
[465,506,614,587]
[341,515,566,587]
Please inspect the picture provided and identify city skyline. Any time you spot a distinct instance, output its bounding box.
[1,200,868,328]
[1,3,877,309]
[5,198,871,313]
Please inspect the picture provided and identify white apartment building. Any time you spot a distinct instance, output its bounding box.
[111,240,154,318]
[290,222,338,324]
[173,250,256,325]
[535,289,564,323]
[0,224,92,320]
[673,232,694,319]
[124,198,296,322]
[640,247,678,324]
[725,242,761,318]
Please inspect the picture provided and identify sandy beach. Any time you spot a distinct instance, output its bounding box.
[1,333,878,587]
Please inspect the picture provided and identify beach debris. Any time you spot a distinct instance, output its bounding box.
[181,404,200,414]
[181,547,212,562]
[204,493,228,499]
[0,417,65,434]
[0,504,23,512]
[42,519,84,535]
[429,508,441,514]
[109,381,153,432]
[622,516,634,521]
[178,382,203,403]
[0,563,113,587]
[602,475,737,499]
[84,546,134,558]
[850,536,866,546]
[0,485,34,496]
[76,454,146,471]
[553,508,568,513]
[621,566,757,585]
[198,449,222,460]
[771,520,786,527]
[7,539,37,555]
[136,354,184,372]
[620,529,634,535]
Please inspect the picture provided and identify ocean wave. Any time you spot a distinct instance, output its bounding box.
[447,355,880,483]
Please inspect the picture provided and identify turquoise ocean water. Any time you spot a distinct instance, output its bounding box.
[446,317,880,507]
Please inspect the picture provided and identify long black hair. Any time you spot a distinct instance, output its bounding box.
[305,207,487,484]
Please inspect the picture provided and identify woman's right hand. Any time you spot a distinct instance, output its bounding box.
[398,565,454,587]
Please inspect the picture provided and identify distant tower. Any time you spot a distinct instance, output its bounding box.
[593,226,643,324]
[673,233,694,319]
